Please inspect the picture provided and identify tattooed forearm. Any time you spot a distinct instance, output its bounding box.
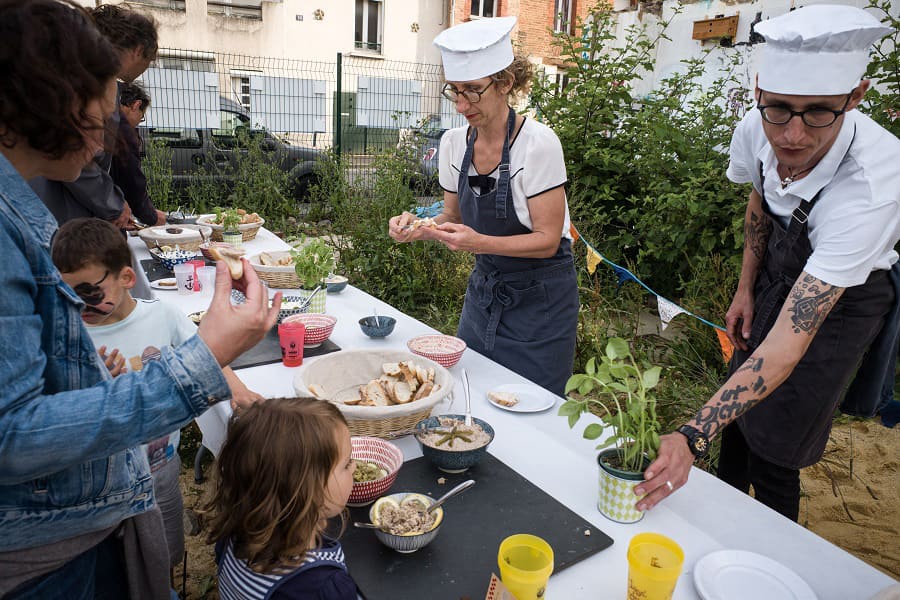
[691,357,769,438]
[788,274,843,335]
[745,211,771,261]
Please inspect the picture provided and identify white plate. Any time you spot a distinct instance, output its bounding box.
[150,277,178,290]
[694,550,817,600]
[486,383,556,413]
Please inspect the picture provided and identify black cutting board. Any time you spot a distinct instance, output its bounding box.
[230,325,340,370]
[339,454,613,600]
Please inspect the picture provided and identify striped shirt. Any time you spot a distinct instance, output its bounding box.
[218,539,348,600]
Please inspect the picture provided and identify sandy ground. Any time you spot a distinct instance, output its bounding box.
[176,419,899,599]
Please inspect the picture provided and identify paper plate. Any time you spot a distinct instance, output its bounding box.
[694,550,817,600]
[487,383,556,413]
[150,277,178,290]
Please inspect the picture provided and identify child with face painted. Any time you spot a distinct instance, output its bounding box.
[51,217,263,575]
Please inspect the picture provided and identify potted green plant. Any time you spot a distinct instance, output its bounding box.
[559,337,662,523]
[289,236,335,313]
[215,207,243,246]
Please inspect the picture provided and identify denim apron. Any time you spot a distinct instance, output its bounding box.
[729,145,893,468]
[455,108,579,396]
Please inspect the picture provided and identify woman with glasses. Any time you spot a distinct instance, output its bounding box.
[635,5,899,523]
[389,16,578,397]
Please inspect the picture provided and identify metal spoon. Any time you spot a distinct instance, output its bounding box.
[298,285,323,312]
[462,368,473,427]
[353,521,387,531]
[427,479,476,514]
[374,306,380,328]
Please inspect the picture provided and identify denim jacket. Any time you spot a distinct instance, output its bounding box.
[0,153,231,551]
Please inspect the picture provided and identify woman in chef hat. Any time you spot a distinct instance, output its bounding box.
[389,17,578,397]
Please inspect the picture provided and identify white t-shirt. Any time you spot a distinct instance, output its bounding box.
[86,298,198,470]
[438,118,573,240]
[727,109,900,287]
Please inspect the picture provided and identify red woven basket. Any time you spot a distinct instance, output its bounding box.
[407,334,467,368]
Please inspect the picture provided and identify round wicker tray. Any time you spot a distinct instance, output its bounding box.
[293,349,453,438]
[137,224,213,252]
[196,214,264,242]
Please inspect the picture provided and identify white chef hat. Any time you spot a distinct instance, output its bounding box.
[434,16,517,82]
[756,5,892,95]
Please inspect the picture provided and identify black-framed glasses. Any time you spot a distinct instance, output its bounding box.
[757,93,852,128]
[442,80,495,103]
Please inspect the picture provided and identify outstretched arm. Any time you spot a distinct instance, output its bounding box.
[637,271,845,510]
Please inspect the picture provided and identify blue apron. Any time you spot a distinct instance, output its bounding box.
[455,107,578,396]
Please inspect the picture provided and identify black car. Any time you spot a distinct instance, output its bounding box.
[139,97,323,202]
[399,122,444,195]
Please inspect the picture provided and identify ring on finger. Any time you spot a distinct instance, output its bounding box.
[665,480,674,492]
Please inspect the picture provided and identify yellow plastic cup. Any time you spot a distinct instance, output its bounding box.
[498,534,554,600]
[626,533,684,600]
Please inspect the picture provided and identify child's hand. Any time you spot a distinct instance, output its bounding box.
[98,345,127,378]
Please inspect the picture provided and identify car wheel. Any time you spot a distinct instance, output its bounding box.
[293,173,320,203]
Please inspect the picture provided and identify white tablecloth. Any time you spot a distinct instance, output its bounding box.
[129,230,897,600]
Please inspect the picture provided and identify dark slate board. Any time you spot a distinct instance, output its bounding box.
[338,454,614,600]
[230,326,340,370]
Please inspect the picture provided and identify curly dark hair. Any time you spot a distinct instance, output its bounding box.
[0,0,119,159]
[120,82,151,112]
[53,218,133,274]
[90,4,158,58]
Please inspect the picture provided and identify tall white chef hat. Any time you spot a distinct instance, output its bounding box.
[434,16,517,82]
[756,5,892,95]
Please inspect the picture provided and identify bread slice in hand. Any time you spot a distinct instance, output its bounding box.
[208,246,246,279]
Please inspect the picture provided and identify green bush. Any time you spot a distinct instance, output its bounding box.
[862,0,899,138]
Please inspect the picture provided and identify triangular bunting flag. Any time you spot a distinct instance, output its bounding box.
[715,329,734,364]
[587,247,603,274]
[657,297,687,331]
[612,264,636,287]
[570,224,580,243]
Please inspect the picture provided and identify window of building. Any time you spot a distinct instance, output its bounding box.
[157,57,216,72]
[231,76,252,113]
[470,0,496,18]
[128,0,186,10]
[554,0,573,33]
[354,0,383,53]
[208,0,263,20]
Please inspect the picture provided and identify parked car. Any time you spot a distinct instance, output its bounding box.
[139,97,323,202]
[399,125,444,196]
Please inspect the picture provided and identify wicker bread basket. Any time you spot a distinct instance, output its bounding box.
[196,214,264,242]
[137,224,213,252]
[247,250,301,288]
[293,349,453,438]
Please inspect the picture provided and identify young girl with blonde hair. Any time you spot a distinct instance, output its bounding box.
[206,398,364,599]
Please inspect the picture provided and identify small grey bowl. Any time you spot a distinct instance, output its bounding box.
[415,415,495,473]
[369,492,443,553]
[359,315,396,338]
[325,275,349,294]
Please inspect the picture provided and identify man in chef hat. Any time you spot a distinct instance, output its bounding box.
[636,5,899,521]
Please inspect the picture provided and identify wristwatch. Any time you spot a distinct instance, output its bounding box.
[677,425,710,459]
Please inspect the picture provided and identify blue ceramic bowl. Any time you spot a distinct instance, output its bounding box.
[414,415,494,473]
[325,275,349,294]
[277,295,310,324]
[359,316,396,338]
[150,248,196,271]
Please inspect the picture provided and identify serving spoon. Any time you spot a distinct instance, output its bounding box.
[427,479,476,514]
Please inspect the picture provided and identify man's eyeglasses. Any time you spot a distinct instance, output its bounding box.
[757,93,852,128]
[442,80,495,103]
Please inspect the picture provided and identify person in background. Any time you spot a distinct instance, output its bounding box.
[29,3,159,230]
[113,82,166,228]
[0,2,280,596]
[53,217,265,578]
[389,17,578,397]
[207,398,365,600]
[637,6,899,522]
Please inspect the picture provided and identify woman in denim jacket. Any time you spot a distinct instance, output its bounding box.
[0,2,280,596]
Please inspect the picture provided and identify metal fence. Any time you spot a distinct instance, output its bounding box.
[139,49,466,155]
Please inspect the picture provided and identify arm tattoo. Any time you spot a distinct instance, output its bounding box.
[788,275,843,335]
[692,357,768,438]
[745,211,771,261]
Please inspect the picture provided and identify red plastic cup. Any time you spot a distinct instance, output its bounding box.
[187,260,206,291]
[278,322,305,367]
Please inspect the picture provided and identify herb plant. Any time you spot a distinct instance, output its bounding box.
[290,236,336,289]
[559,337,662,473]
[213,207,242,233]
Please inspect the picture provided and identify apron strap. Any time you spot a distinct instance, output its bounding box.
[494,107,517,220]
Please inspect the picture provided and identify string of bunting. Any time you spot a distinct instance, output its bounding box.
[570,224,735,364]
